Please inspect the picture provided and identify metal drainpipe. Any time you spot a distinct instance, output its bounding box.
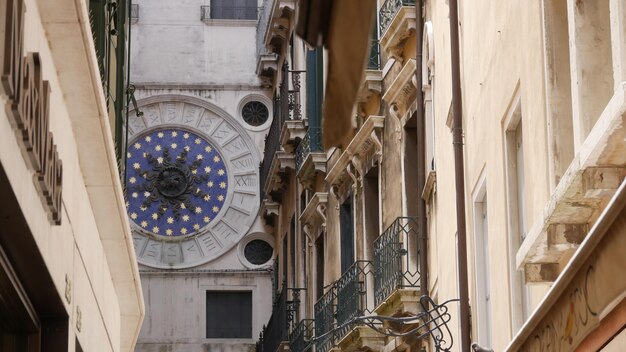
[414,0,428,299]
[448,0,472,350]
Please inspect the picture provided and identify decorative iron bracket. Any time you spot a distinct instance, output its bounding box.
[312,295,459,352]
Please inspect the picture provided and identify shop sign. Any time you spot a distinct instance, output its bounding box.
[1,0,63,225]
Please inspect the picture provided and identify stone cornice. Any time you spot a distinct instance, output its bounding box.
[326,116,385,186]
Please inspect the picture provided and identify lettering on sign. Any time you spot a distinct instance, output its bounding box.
[1,0,62,225]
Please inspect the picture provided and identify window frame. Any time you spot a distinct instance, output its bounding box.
[205,290,253,339]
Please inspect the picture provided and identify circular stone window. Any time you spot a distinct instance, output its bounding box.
[244,239,273,265]
[241,101,269,127]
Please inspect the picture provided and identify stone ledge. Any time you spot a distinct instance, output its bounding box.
[517,83,626,282]
[374,289,422,318]
[280,119,307,152]
[380,6,416,60]
[263,151,295,196]
[382,59,417,119]
[325,116,385,186]
[336,326,385,352]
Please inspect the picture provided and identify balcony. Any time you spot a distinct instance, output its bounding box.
[314,285,336,352]
[311,262,385,351]
[260,65,303,206]
[295,127,326,186]
[326,116,385,187]
[260,101,294,206]
[289,319,314,352]
[373,217,421,315]
[379,0,416,59]
[256,287,304,352]
[280,69,307,150]
[300,192,328,236]
[382,58,417,121]
[256,1,279,83]
[357,40,383,105]
[367,39,381,70]
[335,261,385,351]
[260,0,296,55]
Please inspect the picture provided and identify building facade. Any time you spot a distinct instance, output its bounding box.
[0,0,144,351]
[255,0,626,351]
[127,1,275,351]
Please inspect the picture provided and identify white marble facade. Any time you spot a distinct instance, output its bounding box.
[130,1,273,351]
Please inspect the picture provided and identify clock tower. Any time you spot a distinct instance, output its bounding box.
[128,1,274,350]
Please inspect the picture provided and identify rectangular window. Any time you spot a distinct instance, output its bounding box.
[504,100,531,332]
[364,165,380,260]
[473,180,492,348]
[340,195,355,274]
[315,235,325,300]
[206,291,252,338]
[209,0,257,20]
[306,49,323,126]
[403,113,418,217]
[290,216,296,287]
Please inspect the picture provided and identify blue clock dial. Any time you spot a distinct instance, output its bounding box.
[125,128,229,237]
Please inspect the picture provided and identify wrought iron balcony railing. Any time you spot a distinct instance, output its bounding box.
[289,70,305,121]
[314,285,336,352]
[373,217,420,308]
[259,63,306,199]
[336,260,375,340]
[379,0,416,37]
[368,39,381,70]
[295,127,322,171]
[259,96,281,200]
[256,287,305,352]
[289,319,314,352]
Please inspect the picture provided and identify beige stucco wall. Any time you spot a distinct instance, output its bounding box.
[423,0,569,349]
[0,0,144,350]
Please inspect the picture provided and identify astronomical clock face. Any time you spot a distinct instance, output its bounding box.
[126,98,260,268]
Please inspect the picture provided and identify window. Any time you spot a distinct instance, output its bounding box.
[473,179,491,348]
[208,0,257,20]
[206,291,252,338]
[244,239,273,265]
[504,99,531,332]
[364,165,380,260]
[315,235,325,299]
[290,216,296,287]
[403,114,418,217]
[340,194,355,274]
[241,101,269,127]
